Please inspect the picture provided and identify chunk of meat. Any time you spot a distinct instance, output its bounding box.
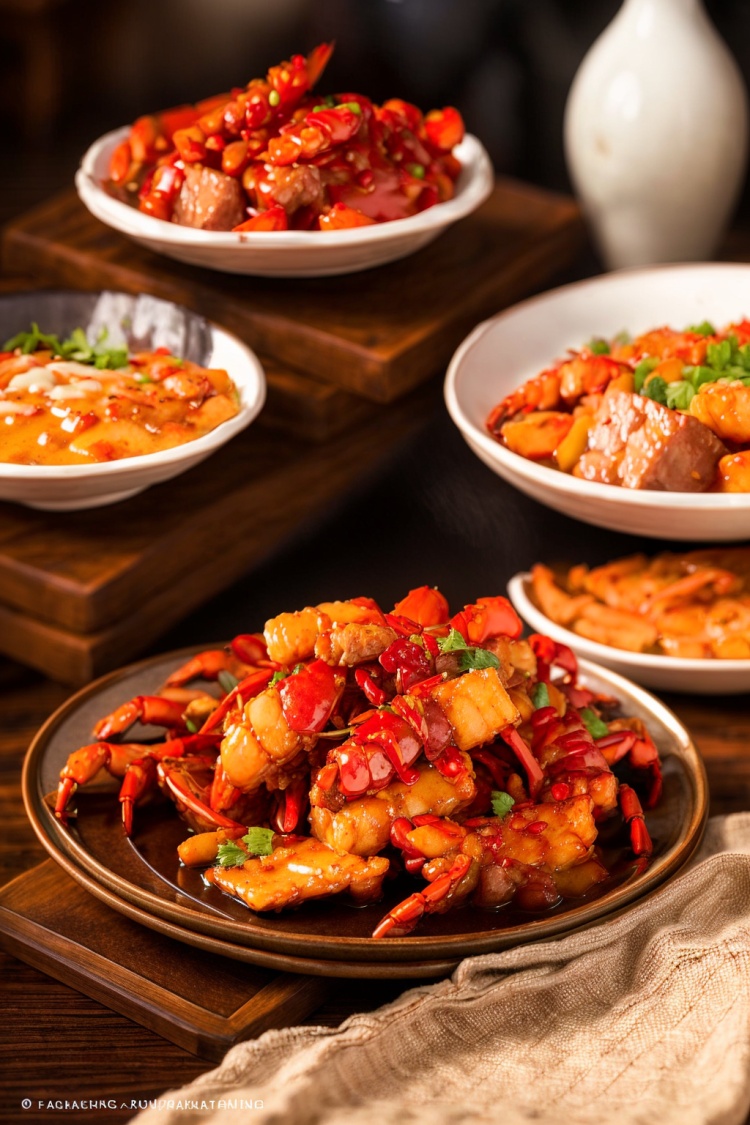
[267,164,323,213]
[173,165,246,230]
[264,600,382,666]
[220,685,314,791]
[310,755,476,855]
[429,668,519,751]
[577,392,726,491]
[315,623,398,666]
[207,837,389,911]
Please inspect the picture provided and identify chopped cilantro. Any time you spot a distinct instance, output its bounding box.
[612,330,632,346]
[641,375,668,405]
[491,791,516,818]
[633,357,659,392]
[437,628,469,653]
[665,380,696,410]
[687,320,716,336]
[706,338,733,370]
[587,337,610,355]
[580,707,609,739]
[185,717,198,734]
[437,628,499,672]
[242,827,275,856]
[216,841,249,867]
[531,681,550,709]
[270,669,287,686]
[3,323,129,369]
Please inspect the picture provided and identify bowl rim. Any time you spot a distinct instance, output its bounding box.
[0,288,266,480]
[508,570,750,674]
[77,128,494,249]
[444,261,750,510]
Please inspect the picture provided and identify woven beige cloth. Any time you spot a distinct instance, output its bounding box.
[135,813,750,1125]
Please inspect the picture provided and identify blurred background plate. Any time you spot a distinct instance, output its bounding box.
[444,263,750,541]
[508,572,750,695]
[23,646,707,974]
[0,289,265,510]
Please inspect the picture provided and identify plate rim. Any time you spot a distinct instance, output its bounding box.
[23,645,709,965]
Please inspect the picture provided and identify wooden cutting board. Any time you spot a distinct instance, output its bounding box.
[0,385,430,684]
[2,180,584,403]
[0,860,330,1059]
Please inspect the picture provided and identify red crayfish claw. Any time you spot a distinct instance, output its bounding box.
[372,853,472,939]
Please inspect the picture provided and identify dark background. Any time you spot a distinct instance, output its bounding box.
[3,0,750,225]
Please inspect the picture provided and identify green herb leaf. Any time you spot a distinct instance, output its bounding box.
[531,681,550,709]
[216,841,249,867]
[342,100,363,115]
[687,320,716,336]
[684,364,717,389]
[270,669,287,686]
[242,827,275,856]
[707,339,733,371]
[218,670,239,695]
[612,330,632,346]
[641,375,668,405]
[580,707,609,740]
[457,647,500,672]
[491,791,516,818]
[437,628,469,654]
[185,717,198,734]
[665,380,696,410]
[587,337,610,355]
[633,357,659,392]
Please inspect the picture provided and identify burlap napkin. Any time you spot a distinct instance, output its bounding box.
[134,813,750,1125]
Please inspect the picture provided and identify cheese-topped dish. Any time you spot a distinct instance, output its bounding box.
[0,325,239,465]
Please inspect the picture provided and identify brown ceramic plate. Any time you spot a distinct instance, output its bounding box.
[23,646,708,976]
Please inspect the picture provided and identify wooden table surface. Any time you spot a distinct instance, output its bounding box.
[1,276,749,1123]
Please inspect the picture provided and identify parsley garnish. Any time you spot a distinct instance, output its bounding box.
[242,827,274,855]
[581,707,609,740]
[216,841,250,867]
[437,628,500,672]
[531,682,550,709]
[687,320,716,336]
[641,375,668,405]
[491,791,515,818]
[633,357,659,392]
[4,323,129,369]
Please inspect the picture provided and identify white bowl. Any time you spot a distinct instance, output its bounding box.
[76,128,494,277]
[444,262,750,541]
[0,290,265,511]
[508,572,750,694]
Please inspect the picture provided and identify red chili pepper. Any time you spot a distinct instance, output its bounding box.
[529,634,578,681]
[230,633,268,664]
[354,668,388,707]
[379,638,432,692]
[432,744,464,777]
[304,105,362,145]
[383,612,421,636]
[392,586,450,627]
[390,696,429,745]
[315,763,339,792]
[279,659,338,733]
[501,726,544,798]
[450,596,523,645]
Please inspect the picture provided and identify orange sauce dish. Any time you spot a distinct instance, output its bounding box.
[0,346,239,465]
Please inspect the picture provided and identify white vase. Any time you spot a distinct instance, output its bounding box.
[564,0,749,269]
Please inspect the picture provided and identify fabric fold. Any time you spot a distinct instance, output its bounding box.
[134,813,750,1125]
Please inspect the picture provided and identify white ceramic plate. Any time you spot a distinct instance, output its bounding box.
[76,128,494,277]
[0,290,265,511]
[444,263,750,541]
[508,572,750,694]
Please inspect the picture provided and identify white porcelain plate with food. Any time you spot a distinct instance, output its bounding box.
[77,130,492,277]
[508,569,750,694]
[0,290,265,510]
[444,263,750,540]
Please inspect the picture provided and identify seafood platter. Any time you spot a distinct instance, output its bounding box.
[25,586,706,976]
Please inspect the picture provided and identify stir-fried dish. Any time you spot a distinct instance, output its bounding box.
[531,548,750,660]
[107,44,465,233]
[55,588,663,938]
[486,320,750,492]
[0,324,239,464]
